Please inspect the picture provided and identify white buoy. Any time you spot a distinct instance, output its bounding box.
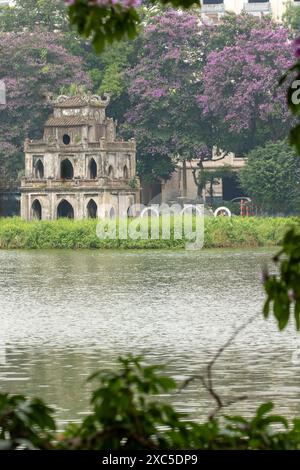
[214,206,232,217]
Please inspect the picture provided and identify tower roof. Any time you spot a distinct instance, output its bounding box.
[54,93,110,109]
[45,116,93,127]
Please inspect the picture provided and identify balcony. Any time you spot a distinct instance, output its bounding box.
[243,1,270,13]
[202,2,225,14]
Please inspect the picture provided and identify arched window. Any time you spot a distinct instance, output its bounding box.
[123,165,129,179]
[108,165,114,178]
[60,159,74,179]
[57,199,74,219]
[34,159,44,179]
[31,199,42,220]
[109,207,115,219]
[87,199,97,218]
[89,158,97,179]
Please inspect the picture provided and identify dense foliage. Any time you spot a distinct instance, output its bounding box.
[0,8,296,189]
[240,140,300,214]
[0,394,55,450]
[283,1,300,34]
[0,0,69,32]
[263,6,300,334]
[264,228,300,331]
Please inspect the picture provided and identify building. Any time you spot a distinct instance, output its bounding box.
[201,0,293,24]
[161,153,246,205]
[21,94,139,220]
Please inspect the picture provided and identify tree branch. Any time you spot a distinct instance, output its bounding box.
[179,313,259,420]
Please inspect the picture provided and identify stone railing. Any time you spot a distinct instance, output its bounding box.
[21,177,133,190]
[243,2,270,13]
[25,139,136,152]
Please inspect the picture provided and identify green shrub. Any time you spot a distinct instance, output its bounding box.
[0,216,298,250]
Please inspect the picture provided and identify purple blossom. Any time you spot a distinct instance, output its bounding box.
[199,27,293,141]
[294,36,300,58]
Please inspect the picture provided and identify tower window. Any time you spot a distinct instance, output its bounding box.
[60,159,74,180]
[57,199,74,219]
[34,159,44,179]
[63,134,71,145]
[89,158,97,179]
[31,199,42,220]
[123,165,129,179]
[108,165,114,178]
[87,199,98,218]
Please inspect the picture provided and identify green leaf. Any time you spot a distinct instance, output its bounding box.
[255,402,274,419]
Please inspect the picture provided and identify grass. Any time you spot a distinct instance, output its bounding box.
[0,216,298,250]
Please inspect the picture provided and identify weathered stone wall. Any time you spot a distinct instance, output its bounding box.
[21,190,137,221]
[21,94,139,221]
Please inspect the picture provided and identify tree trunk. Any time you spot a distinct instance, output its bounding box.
[182,159,187,198]
[192,159,205,200]
[209,180,214,207]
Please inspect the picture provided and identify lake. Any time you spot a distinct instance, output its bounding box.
[0,248,299,427]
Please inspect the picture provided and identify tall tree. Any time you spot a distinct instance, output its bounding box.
[239,140,300,214]
[123,9,204,186]
[68,37,135,123]
[199,27,293,156]
[0,0,135,124]
[0,31,91,183]
[201,11,276,55]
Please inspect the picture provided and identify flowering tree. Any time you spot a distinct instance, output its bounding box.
[0,32,91,183]
[199,27,293,156]
[0,0,134,115]
[123,12,285,194]
[201,11,275,58]
[122,9,204,185]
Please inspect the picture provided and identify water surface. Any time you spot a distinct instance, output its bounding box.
[0,248,299,426]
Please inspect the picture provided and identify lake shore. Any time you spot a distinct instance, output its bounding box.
[0,216,298,249]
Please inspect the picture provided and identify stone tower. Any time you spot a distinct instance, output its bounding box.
[21,93,139,220]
